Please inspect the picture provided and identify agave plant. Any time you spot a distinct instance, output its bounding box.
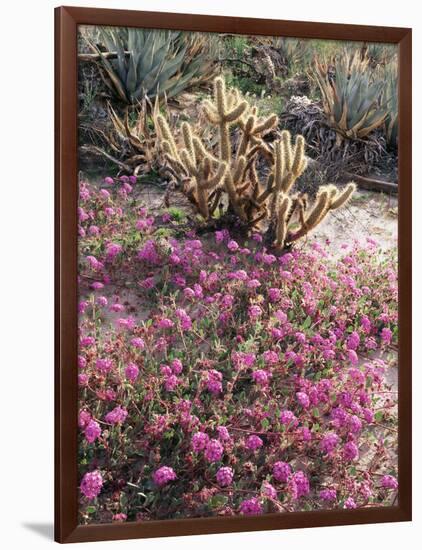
[360,42,397,68]
[382,61,398,149]
[274,37,311,74]
[314,51,389,144]
[79,95,162,175]
[83,27,217,104]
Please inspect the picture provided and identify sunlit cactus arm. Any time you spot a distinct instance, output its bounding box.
[156,114,180,162]
[273,141,283,194]
[233,157,247,184]
[225,101,248,123]
[274,195,292,249]
[236,115,256,158]
[291,135,306,177]
[181,122,196,165]
[214,77,227,117]
[287,189,331,242]
[203,102,221,125]
[202,161,228,190]
[192,137,219,164]
[280,130,293,173]
[253,113,278,134]
[180,149,198,176]
[330,183,356,209]
[162,148,188,177]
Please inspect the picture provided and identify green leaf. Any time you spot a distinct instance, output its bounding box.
[302,316,312,329]
[209,494,229,509]
[163,429,175,439]
[374,411,384,422]
[86,506,96,514]
[261,418,270,431]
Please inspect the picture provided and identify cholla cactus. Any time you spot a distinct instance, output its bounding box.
[156,76,355,249]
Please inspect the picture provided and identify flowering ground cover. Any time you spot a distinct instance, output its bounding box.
[77,177,398,524]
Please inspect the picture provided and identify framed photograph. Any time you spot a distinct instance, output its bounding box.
[55,6,412,543]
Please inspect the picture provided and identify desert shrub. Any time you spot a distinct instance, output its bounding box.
[77,179,398,523]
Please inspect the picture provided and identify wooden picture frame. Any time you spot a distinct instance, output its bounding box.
[55,5,412,543]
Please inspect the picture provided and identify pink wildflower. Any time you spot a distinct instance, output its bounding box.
[296,392,310,408]
[248,305,262,318]
[96,358,113,373]
[381,327,393,344]
[153,466,177,487]
[124,362,139,382]
[216,426,231,441]
[288,471,310,499]
[319,488,337,502]
[171,358,183,374]
[344,497,357,509]
[227,240,239,252]
[320,432,340,454]
[206,370,223,394]
[381,475,398,490]
[252,369,271,386]
[262,350,279,365]
[268,288,281,302]
[280,410,298,427]
[130,337,145,349]
[84,419,101,443]
[105,406,128,425]
[347,331,360,351]
[262,481,277,499]
[80,470,103,499]
[272,461,292,482]
[164,374,178,391]
[216,466,234,487]
[245,434,263,451]
[343,441,359,461]
[239,497,263,515]
[204,439,224,462]
[191,432,209,452]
